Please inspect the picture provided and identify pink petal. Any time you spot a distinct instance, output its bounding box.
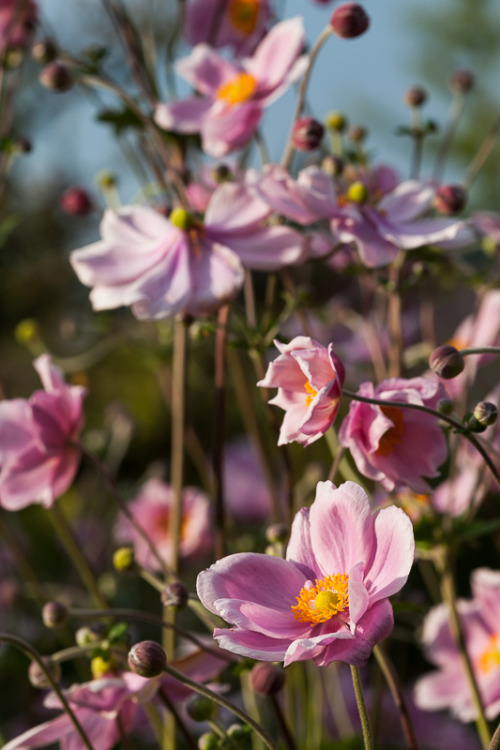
[176,44,238,96]
[201,101,263,157]
[0,399,35,463]
[221,225,308,270]
[286,506,318,577]
[154,97,212,134]
[213,627,291,661]
[246,17,305,96]
[205,182,270,233]
[364,505,415,602]
[2,714,75,750]
[378,180,435,222]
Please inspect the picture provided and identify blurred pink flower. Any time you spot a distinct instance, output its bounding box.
[197,480,414,666]
[155,17,307,157]
[184,0,271,56]
[257,336,345,446]
[114,478,212,570]
[223,437,274,522]
[415,568,500,722]
[0,355,86,510]
[0,0,37,51]
[339,376,448,492]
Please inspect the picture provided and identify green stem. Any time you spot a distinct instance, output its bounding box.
[162,663,280,750]
[0,633,94,750]
[48,504,108,609]
[213,305,229,561]
[373,644,418,750]
[324,427,364,485]
[461,346,500,357]
[350,665,373,750]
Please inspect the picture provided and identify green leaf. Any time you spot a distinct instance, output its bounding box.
[96,107,143,135]
[108,622,129,644]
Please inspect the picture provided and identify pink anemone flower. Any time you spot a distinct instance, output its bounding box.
[197,480,414,667]
[0,0,38,51]
[338,376,448,493]
[257,336,346,447]
[414,568,500,722]
[0,355,86,510]
[114,478,212,570]
[184,0,271,56]
[155,17,307,157]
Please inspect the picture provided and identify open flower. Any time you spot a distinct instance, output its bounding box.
[197,480,414,667]
[257,336,345,446]
[0,355,86,510]
[184,0,271,56]
[415,568,500,722]
[339,377,448,492]
[114,478,212,570]
[155,17,307,157]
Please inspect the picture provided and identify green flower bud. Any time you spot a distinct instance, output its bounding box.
[170,207,193,231]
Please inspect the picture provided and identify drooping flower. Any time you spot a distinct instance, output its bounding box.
[114,478,212,570]
[0,355,86,510]
[0,0,38,51]
[414,568,500,722]
[197,480,414,666]
[184,0,271,56]
[338,377,448,492]
[155,17,307,157]
[257,336,345,446]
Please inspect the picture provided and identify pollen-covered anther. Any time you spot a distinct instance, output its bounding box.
[228,0,260,35]
[304,380,318,407]
[292,573,349,626]
[478,634,500,675]
[216,72,257,106]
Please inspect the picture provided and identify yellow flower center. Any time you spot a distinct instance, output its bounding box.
[447,336,466,351]
[304,380,318,407]
[478,634,500,674]
[292,573,349,626]
[228,0,260,34]
[216,72,257,106]
[377,406,405,456]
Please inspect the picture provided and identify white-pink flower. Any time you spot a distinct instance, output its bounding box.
[184,0,272,56]
[0,355,86,510]
[155,17,307,157]
[257,336,345,446]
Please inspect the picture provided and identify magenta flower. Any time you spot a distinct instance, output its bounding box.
[257,336,346,446]
[0,0,37,51]
[184,0,271,56]
[155,17,307,157]
[114,478,212,570]
[414,568,500,722]
[0,355,86,510]
[197,480,414,666]
[338,377,448,492]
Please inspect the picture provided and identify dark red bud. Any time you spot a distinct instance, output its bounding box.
[405,86,427,108]
[250,662,286,694]
[330,3,370,39]
[292,117,325,151]
[60,186,93,216]
[434,185,467,215]
[128,640,167,677]
[39,61,74,92]
[429,345,465,379]
[449,70,475,94]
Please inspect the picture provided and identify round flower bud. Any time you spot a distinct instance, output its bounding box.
[429,345,465,379]
[170,207,194,231]
[212,164,232,183]
[330,3,370,39]
[128,640,167,677]
[265,523,288,544]
[326,111,348,132]
[227,724,251,740]
[42,601,68,628]
[186,695,217,722]
[39,61,74,92]
[28,657,62,689]
[437,398,454,415]
[347,124,367,142]
[12,136,32,154]
[97,171,117,190]
[14,317,39,345]
[250,662,285,695]
[449,70,474,95]
[60,186,93,216]
[161,581,189,609]
[75,624,106,647]
[113,546,135,573]
[31,38,58,64]
[322,154,344,176]
[405,86,427,108]
[198,733,219,750]
[347,181,369,204]
[434,184,467,215]
[292,117,325,152]
[473,401,498,427]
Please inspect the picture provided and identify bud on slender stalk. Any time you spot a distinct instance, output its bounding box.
[326,111,348,132]
[473,401,498,427]
[250,662,286,694]
[31,38,58,64]
[60,187,93,216]
[42,601,68,628]
[405,86,427,108]
[113,546,135,572]
[330,3,370,39]
[28,658,62,689]
[292,117,325,151]
[39,61,74,92]
[322,154,344,176]
[347,124,367,142]
[161,580,189,608]
[128,640,167,677]
[449,69,475,94]
[434,185,467,215]
[186,695,217,722]
[429,345,465,379]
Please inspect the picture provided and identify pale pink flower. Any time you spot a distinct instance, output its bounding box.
[257,336,345,447]
[197,480,414,666]
[0,355,86,510]
[184,0,271,56]
[0,0,37,51]
[114,478,212,570]
[224,437,276,522]
[415,568,500,722]
[338,377,448,492]
[155,17,307,157]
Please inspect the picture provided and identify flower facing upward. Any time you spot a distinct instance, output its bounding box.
[257,336,345,446]
[197,480,414,667]
[0,355,86,510]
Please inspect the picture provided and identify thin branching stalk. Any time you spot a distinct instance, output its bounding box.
[213,305,229,561]
[350,665,373,750]
[464,112,500,190]
[373,644,418,750]
[433,93,466,182]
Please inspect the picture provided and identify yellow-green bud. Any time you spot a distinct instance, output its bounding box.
[186,695,217,722]
[14,318,39,345]
[347,181,369,204]
[96,171,117,190]
[113,546,135,572]
[326,111,348,132]
[170,207,193,231]
[91,656,115,679]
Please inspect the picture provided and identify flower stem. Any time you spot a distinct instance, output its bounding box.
[213,304,229,561]
[0,632,94,750]
[373,644,418,750]
[162,663,280,750]
[464,112,500,190]
[350,665,373,750]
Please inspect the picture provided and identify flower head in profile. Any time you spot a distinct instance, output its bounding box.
[155,17,307,157]
[257,336,345,446]
[415,568,500,722]
[338,376,448,493]
[114,478,212,570]
[184,0,271,56]
[0,355,86,510]
[197,480,414,667]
